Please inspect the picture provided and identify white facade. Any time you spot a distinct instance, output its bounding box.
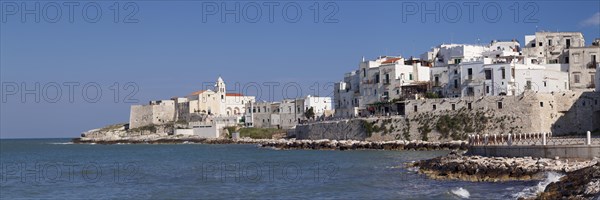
[334,70,361,118]
[459,57,569,97]
[304,95,332,117]
[335,56,431,117]
[187,77,255,117]
[244,96,333,128]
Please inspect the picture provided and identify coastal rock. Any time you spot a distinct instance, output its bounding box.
[411,154,597,182]
[536,164,600,200]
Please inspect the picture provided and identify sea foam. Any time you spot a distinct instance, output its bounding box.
[450,187,470,199]
[514,172,564,199]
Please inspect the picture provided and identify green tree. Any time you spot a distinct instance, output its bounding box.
[304,107,315,119]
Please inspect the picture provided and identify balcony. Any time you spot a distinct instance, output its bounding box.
[587,62,598,69]
[587,83,596,89]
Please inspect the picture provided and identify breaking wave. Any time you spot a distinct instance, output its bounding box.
[513,172,564,199]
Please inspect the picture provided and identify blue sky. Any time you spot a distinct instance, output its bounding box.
[1,0,599,138]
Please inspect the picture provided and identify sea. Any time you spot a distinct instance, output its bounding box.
[0,139,561,199]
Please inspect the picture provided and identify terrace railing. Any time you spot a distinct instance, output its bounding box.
[468,131,599,146]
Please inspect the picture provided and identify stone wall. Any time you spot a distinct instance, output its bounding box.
[295,119,367,140]
[295,91,600,141]
[129,101,175,129]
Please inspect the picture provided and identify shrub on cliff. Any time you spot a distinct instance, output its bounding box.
[239,128,280,139]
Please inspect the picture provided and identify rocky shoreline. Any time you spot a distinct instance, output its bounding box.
[536,162,600,200]
[409,153,598,182]
[72,136,468,151]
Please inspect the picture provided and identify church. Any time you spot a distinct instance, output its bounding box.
[186,77,256,116]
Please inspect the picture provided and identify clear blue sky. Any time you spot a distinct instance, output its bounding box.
[1,0,599,138]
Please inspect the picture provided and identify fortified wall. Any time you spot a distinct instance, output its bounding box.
[295,91,600,142]
[129,100,175,129]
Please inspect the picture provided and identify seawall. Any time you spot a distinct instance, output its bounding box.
[468,145,600,159]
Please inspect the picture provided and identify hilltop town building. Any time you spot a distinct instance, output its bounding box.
[129,77,255,131]
[334,31,596,118]
[335,56,431,117]
[522,32,598,90]
[244,96,333,129]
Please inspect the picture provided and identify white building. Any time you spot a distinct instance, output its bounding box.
[335,56,431,117]
[304,95,333,117]
[423,41,522,98]
[521,32,599,91]
[244,96,333,129]
[187,77,255,116]
[459,57,569,97]
[423,43,490,97]
[334,70,361,117]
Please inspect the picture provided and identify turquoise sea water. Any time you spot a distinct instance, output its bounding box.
[0,139,543,199]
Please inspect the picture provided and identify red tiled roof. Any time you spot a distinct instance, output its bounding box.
[189,90,207,96]
[226,93,244,97]
[382,58,401,64]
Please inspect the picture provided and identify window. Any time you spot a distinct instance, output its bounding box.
[593,55,597,63]
[548,40,552,46]
[511,68,515,77]
[396,90,400,95]
[540,102,544,107]
[539,42,542,46]
[486,86,490,94]
[566,39,571,48]
[467,68,473,80]
[454,59,461,64]
[501,68,506,79]
[454,79,458,89]
[564,56,569,64]
[414,105,418,112]
[466,87,474,96]
[451,104,456,110]
[543,81,547,87]
[526,81,532,90]
[375,74,380,83]
[434,76,439,86]
[574,74,581,83]
[467,102,472,110]
[432,105,436,110]
[385,74,390,84]
[363,68,366,77]
[409,73,413,80]
[574,54,581,64]
[497,102,503,109]
[485,70,492,80]
[454,70,458,74]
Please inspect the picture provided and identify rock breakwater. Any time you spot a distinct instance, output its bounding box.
[73,136,467,151]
